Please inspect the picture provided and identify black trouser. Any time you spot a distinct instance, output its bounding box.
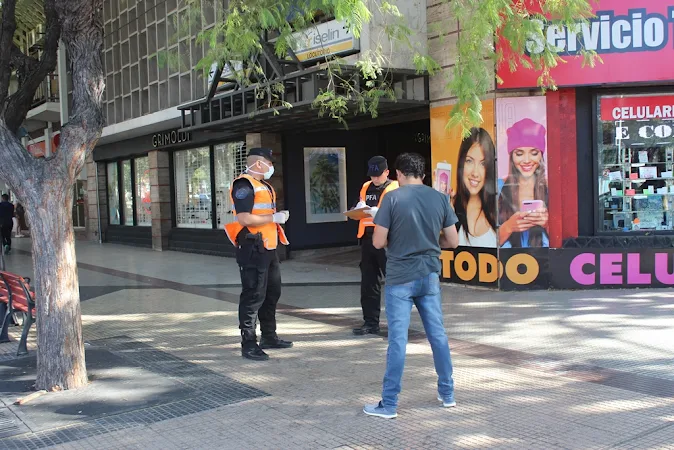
[237,244,282,338]
[360,234,387,326]
[1,223,12,250]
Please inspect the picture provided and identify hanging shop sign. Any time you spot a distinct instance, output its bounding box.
[601,95,674,146]
[601,94,674,121]
[290,20,360,62]
[497,1,674,89]
[152,130,192,148]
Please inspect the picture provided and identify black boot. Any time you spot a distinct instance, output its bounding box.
[353,322,380,336]
[259,333,294,349]
[241,330,269,361]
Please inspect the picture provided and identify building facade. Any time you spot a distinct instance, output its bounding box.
[90,0,430,257]
[75,0,671,291]
[431,0,674,290]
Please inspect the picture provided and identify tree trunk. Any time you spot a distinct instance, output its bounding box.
[29,190,87,390]
[0,0,105,391]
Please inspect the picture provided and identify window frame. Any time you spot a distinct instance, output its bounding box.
[593,86,674,236]
[172,145,214,230]
[105,155,150,227]
[134,156,152,227]
[169,140,247,230]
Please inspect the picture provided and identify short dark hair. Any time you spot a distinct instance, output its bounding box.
[1,194,8,201]
[395,153,425,179]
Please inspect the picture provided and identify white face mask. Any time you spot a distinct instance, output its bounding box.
[247,161,274,180]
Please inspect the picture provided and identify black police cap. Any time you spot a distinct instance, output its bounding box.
[248,147,276,162]
[367,156,388,176]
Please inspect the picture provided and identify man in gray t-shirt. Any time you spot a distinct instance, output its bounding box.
[362,153,459,419]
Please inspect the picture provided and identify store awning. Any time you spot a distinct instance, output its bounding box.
[177,63,430,135]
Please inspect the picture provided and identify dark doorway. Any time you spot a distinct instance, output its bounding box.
[283,119,430,251]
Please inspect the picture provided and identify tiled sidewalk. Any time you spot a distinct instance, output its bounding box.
[1,241,673,449]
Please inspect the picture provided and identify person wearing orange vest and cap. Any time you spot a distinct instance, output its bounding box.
[224,147,293,361]
[352,156,398,335]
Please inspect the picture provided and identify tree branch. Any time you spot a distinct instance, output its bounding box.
[10,44,40,87]
[54,0,105,183]
[0,0,18,106]
[3,0,61,133]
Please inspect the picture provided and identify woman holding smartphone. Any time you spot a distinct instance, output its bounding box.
[498,118,549,248]
[453,127,498,247]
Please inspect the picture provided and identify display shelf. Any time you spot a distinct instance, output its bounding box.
[598,143,674,232]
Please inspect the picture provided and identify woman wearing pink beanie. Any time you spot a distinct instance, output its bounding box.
[498,118,550,248]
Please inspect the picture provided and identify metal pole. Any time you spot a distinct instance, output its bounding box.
[0,241,5,271]
[94,162,102,244]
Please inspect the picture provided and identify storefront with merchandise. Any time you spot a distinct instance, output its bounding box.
[94,127,249,254]
[431,0,674,290]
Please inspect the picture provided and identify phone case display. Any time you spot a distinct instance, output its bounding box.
[598,127,674,232]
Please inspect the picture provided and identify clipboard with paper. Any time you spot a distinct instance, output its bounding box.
[343,207,371,220]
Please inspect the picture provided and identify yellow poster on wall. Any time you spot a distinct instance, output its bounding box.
[431,100,498,287]
[431,101,495,196]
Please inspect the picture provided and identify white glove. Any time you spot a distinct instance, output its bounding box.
[272,210,290,224]
[366,207,378,218]
[355,201,367,209]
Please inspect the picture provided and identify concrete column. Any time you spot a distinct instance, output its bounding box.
[245,133,288,260]
[86,156,108,242]
[149,150,172,251]
[57,40,69,124]
[44,124,52,158]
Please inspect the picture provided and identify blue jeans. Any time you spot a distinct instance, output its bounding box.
[381,272,454,410]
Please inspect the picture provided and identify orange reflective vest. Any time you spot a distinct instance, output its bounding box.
[357,180,399,238]
[224,174,289,250]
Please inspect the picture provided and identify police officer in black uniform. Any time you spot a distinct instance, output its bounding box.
[353,156,398,335]
[228,148,293,361]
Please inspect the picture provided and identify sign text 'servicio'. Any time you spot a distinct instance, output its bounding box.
[497,1,674,88]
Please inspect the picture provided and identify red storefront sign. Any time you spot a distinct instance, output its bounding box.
[600,95,674,120]
[26,133,60,158]
[497,1,674,89]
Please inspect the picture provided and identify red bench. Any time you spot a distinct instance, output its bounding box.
[0,271,36,356]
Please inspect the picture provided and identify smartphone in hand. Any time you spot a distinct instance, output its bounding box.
[521,199,545,212]
[435,163,452,196]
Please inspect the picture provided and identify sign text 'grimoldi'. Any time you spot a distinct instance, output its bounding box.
[152,130,191,148]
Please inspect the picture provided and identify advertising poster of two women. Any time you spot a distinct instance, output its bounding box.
[430,96,549,285]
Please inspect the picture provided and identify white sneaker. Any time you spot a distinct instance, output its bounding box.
[437,395,456,408]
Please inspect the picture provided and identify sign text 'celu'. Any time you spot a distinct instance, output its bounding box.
[570,252,674,286]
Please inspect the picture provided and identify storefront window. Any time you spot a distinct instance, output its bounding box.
[135,157,151,226]
[174,147,212,228]
[121,160,134,225]
[214,142,246,227]
[107,162,120,225]
[72,180,86,228]
[598,93,674,232]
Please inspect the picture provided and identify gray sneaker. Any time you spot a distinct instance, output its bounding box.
[363,401,397,419]
[437,394,456,408]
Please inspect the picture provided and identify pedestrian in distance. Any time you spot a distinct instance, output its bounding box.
[224,148,293,361]
[362,152,459,419]
[351,156,398,336]
[14,201,27,238]
[0,194,15,255]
